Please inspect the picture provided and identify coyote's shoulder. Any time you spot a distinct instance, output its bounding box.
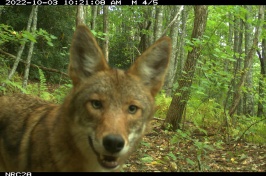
[0,25,171,172]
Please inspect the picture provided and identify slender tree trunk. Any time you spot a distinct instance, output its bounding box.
[164,6,183,96]
[176,6,189,80]
[229,5,265,117]
[223,11,234,110]
[149,6,157,46]
[231,10,244,116]
[154,6,163,41]
[243,5,254,117]
[138,9,151,53]
[237,18,244,115]
[103,6,109,62]
[76,5,85,26]
[257,13,266,117]
[22,6,38,89]
[148,6,155,46]
[224,12,233,73]
[91,6,97,30]
[164,6,208,130]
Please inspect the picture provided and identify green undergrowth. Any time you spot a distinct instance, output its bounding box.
[155,92,266,145]
[0,64,71,103]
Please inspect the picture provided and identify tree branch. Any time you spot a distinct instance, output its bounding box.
[161,5,184,37]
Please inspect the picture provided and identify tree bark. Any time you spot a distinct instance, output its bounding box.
[161,5,184,37]
[257,35,266,117]
[176,6,189,80]
[243,5,254,117]
[91,6,97,30]
[154,6,163,41]
[229,5,265,117]
[164,6,183,96]
[22,6,38,89]
[103,6,109,62]
[230,9,244,116]
[164,6,208,130]
[76,5,85,26]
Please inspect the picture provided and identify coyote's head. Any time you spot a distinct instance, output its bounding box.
[65,25,171,171]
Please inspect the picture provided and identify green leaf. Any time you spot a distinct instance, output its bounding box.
[167,152,177,161]
[186,158,195,165]
[141,155,153,163]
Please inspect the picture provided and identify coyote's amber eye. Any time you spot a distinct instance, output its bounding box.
[128,105,138,114]
[91,100,102,109]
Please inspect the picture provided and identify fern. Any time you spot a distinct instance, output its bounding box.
[2,80,27,94]
[38,68,52,100]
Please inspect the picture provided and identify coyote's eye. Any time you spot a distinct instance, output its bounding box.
[128,105,138,114]
[91,100,102,109]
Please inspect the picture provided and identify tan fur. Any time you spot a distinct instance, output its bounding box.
[0,25,171,172]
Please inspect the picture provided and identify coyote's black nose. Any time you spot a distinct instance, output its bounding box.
[103,134,125,153]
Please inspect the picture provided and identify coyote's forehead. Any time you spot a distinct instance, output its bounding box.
[78,69,154,103]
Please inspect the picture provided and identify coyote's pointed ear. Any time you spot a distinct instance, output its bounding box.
[68,25,109,86]
[128,37,171,96]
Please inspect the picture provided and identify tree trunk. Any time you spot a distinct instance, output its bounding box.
[91,6,97,30]
[138,20,151,53]
[148,6,155,46]
[154,6,163,41]
[164,6,183,96]
[223,11,234,110]
[76,5,85,26]
[230,10,244,116]
[176,6,189,80]
[229,5,265,117]
[164,6,208,130]
[22,6,38,89]
[237,17,244,115]
[243,5,254,117]
[257,13,266,117]
[103,6,109,62]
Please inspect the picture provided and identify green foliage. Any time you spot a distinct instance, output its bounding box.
[2,79,27,94]
[166,129,221,171]
[0,24,19,46]
[155,92,172,118]
[187,97,224,128]
[91,30,107,40]
[0,63,27,94]
[232,116,266,144]
[37,68,52,100]
[52,83,72,103]
[36,28,57,46]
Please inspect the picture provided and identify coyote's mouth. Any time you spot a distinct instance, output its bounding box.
[88,137,119,169]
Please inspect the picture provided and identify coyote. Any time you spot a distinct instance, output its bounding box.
[0,25,171,172]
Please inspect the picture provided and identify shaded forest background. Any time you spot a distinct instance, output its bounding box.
[0,5,265,171]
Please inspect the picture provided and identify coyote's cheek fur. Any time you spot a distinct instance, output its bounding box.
[0,25,171,172]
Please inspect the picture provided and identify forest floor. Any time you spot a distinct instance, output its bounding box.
[122,119,266,172]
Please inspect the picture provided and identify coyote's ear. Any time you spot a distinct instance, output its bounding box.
[128,37,171,96]
[68,25,109,86]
